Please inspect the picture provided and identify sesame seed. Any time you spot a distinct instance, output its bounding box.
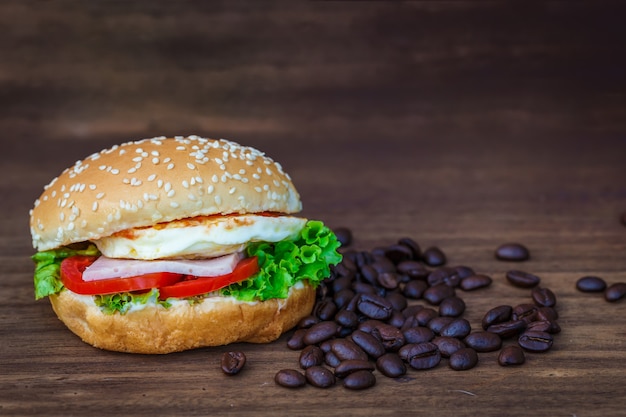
[147,174,156,181]
[167,189,175,198]
[187,162,196,170]
[211,174,218,183]
[67,222,75,231]
[229,187,236,194]
[195,176,203,184]
[164,182,172,192]
[151,150,160,156]
[176,146,186,151]
[188,193,196,200]
[152,157,159,164]
[132,156,143,162]
[170,201,180,208]
[157,179,164,188]
[128,167,137,174]
[96,192,105,199]
[252,173,260,180]
[92,202,98,211]
[182,180,189,188]
[214,195,222,205]
[167,163,175,170]
[254,186,262,193]
[60,212,65,222]
[110,169,120,175]
[207,185,214,194]
[89,184,97,190]
[99,165,107,171]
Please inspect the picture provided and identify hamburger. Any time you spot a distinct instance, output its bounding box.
[30,135,342,354]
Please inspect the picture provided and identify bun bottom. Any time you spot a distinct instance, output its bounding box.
[49,283,315,354]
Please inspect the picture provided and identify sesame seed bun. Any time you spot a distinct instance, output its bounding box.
[49,282,315,354]
[30,135,302,252]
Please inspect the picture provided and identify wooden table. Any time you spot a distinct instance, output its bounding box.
[2,2,625,416]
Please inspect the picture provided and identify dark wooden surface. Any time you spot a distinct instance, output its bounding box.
[2,1,626,416]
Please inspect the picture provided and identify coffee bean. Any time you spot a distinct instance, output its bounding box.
[440,318,472,339]
[605,283,626,302]
[426,316,454,335]
[313,299,338,321]
[463,331,502,352]
[371,323,405,351]
[305,366,336,388]
[333,227,353,247]
[531,287,557,308]
[459,274,493,291]
[576,276,607,292]
[423,283,456,305]
[357,293,393,320]
[422,246,447,267]
[526,320,561,334]
[401,304,424,318]
[385,292,408,311]
[506,270,541,288]
[432,336,465,358]
[397,260,430,279]
[299,345,324,369]
[343,370,376,390]
[335,309,359,328]
[536,306,559,321]
[378,271,400,290]
[454,266,475,279]
[333,288,356,309]
[403,280,429,299]
[330,339,369,361]
[357,319,385,334]
[332,275,353,293]
[449,347,478,371]
[370,257,397,274]
[334,359,375,378]
[303,321,339,345]
[403,326,435,344]
[427,267,461,287]
[287,328,307,350]
[297,315,320,329]
[383,244,414,265]
[518,330,553,352]
[324,351,341,368]
[438,296,466,317]
[398,237,421,259]
[376,353,407,378]
[512,303,538,323]
[360,264,379,286]
[350,329,386,359]
[495,243,530,261]
[481,305,513,330]
[220,351,246,375]
[402,342,442,370]
[275,369,307,388]
[498,345,526,366]
[414,307,439,326]
[486,320,527,339]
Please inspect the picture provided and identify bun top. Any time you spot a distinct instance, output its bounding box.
[30,136,302,251]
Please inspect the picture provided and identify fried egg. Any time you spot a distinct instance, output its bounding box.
[93,214,308,260]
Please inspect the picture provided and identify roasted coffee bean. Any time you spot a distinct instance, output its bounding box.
[495,243,530,261]
[486,320,527,339]
[378,272,400,290]
[333,288,356,309]
[422,246,447,267]
[518,331,553,352]
[387,310,406,328]
[460,274,493,291]
[305,366,336,388]
[371,323,405,351]
[370,257,397,274]
[432,336,465,358]
[576,276,607,292]
[398,237,421,259]
[335,309,359,328]
[385,292,408,311]
[605,282,626,302]
[357,319,385,334]
[402,304,424,318]
[376,353,407,378]
[506,270,541,288]
[332,275,353,294]
[438,296,466,317]
[333,227,353,247]
[351,283,375,297]
[350,330,386,359]
[337,326,354,338]
[221,351,246,375]
[343,370,376,390]
[299,345,325,369]
[303,321,339,345]
[297,315,320,329]
[403,342,442,370]
[397,260,429,279]
[512,303,538,323]
[531,287,557,308]
[423,283,455,305]
[324,351,341,368]
[383,244,414,264]
[537,306,559,321]
[463,331,502,352]
[275,369,307,388]
[481,305,513,330]
[287,329,307,350]
[313,299,338,321]
[357,293,393,320]
[414,308,439,326]
[403,280,429,299]
[498,345,526,366]
[526,320,561,334]
[333,263,355,280]
[403,326,435,344]
[440,318,472,339]
[454,265,475,280]
[330,339,368,361]
[334,359,375,378]
[426,316,454,334]
[360,264,379,286]
[427,267,460,287]
[449,347,478,371]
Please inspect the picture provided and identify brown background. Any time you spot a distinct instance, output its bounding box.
[2,1,626,416]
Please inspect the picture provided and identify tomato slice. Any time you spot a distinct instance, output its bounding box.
[60,255,184,295]
[158,256,259,300]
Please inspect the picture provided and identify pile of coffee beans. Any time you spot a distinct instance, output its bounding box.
[576,276,626,302]
[274,229,561,390]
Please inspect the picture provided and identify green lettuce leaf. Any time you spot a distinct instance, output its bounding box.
[221,220,342,301]
[94,288,171,315]
[31,243,100,300]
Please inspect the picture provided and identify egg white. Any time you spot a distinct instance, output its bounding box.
[93,214,308,260]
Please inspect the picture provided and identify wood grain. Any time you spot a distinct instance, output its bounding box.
[1,2,625,416]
